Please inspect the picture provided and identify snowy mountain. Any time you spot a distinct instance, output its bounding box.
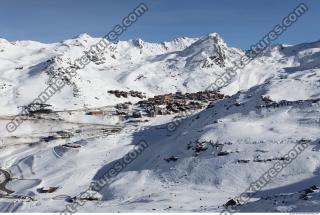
[0,33,320,212]
[0,33,242,114]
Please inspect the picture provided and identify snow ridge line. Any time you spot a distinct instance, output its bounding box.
[5,2,149,133]
[167,0,309,133]
[206,2,308,92]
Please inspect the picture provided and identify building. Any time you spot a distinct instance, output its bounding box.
[86,110,104,116]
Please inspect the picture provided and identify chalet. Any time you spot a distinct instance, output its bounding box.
[116,110,126,115]
[174,99,186,105]
[164,95,172,102]
[86,110,104,116]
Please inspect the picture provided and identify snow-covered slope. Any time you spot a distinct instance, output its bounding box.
[1,33,320,115]
[0,33,320,212]
[74,83,318,212]
[0,33,242,114]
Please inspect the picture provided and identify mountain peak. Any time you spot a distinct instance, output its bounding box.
[207,32,221,38]
[176,32,233,69]
[131,38,144,48]
[203,32,225,45]
[74,33,92,40]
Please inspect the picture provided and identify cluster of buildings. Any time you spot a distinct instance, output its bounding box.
[108,90,146,99]
[114,91,224,118]
[138,91,224,117]
[259,96,320,109]
[25,103,53,115]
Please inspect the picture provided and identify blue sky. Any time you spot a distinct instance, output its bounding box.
[0,0,319,49]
